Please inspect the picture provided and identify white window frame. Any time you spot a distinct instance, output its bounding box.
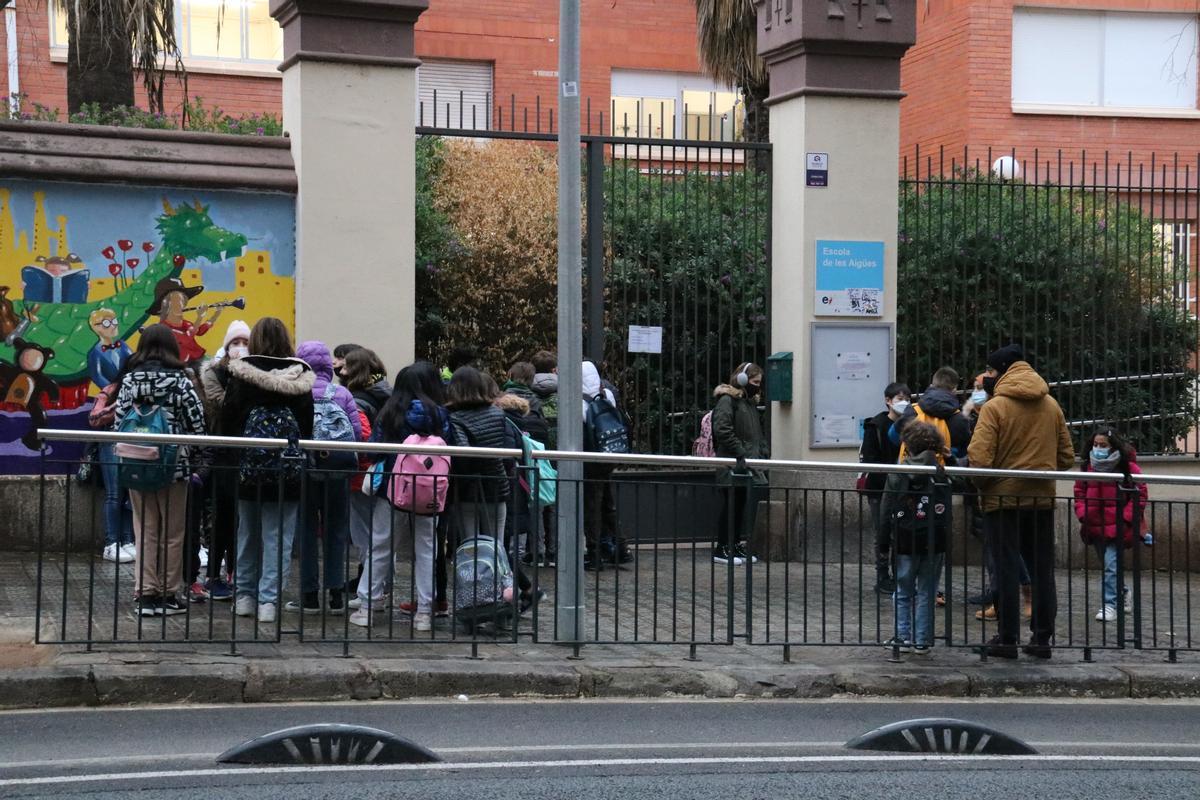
[48,0,283,79]
[1011,8,1200,119]
[416,59,494,132]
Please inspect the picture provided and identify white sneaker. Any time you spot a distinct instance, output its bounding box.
[257,602,277,623]
[1095,605,1117,622]
[348,596,363,610]
[234,596,256,617]
[349,607,373,627]
[118,543,137,563]
[102,544,120,563]
[413,612,432,632]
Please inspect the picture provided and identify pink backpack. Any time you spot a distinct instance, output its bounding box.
[387,434,451,515]
[692,410,716,457]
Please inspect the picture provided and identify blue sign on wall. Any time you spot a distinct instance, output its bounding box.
[815,240,884,316]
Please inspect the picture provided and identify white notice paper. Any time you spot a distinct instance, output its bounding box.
[836,351,871,380]
[628,325,663,354]
[817,414,858,444]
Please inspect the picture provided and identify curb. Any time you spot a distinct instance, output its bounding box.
[2,658,1199,709]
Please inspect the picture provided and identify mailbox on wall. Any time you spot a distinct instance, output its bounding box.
[765,351,793,403]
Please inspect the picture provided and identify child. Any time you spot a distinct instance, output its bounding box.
[1074,429,1148,622]
[882,421,951,655]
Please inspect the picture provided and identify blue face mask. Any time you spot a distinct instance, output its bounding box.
[1092,447,1111,459]
[970,390,988,406]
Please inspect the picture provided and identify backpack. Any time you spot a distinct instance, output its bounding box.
[692,410,716,458]
[115,404,179,491]
[386,433,452,515]
[539,393,559,449]
[508,419,557,506]
[897,406,953,466]
[585,392,630,454]
[891,474,952,555]
[239,405,306,487]
[453,535,515,618]
[311,383,358,477]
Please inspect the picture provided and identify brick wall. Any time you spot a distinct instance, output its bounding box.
[898,0,970,166]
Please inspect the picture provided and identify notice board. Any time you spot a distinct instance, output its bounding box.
[810,323,894,448]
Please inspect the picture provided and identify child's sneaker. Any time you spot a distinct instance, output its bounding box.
[413,612,433,632]
[234,596,256,617]
[161,595,187,615]
[187,581,209,604]
[912,644,931,655]
[205,577,233,601]
[883,637,913,653]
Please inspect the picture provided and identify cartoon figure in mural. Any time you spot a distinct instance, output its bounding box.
[0,287,39,344]
[86,308,132,389]
[146,277,224,367]
[0,338,59,450]
[22,253,90,304]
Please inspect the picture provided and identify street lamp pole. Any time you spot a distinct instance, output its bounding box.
[554,0,585,645]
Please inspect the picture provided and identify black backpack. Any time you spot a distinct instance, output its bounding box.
[584,393,630,454]
[891,474,952,555]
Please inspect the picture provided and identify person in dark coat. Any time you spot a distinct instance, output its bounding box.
[860,381,910,593]
[217,317,315,625]
[342,347,392,426]
[446,367,511,541]
[710,361,769,566]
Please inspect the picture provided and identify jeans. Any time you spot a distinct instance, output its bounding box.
[893,552,945,647]
[99,444,133,547]
[300,479,350,595]
[868,495,889,574]
[450,501,508,543]
[356,496,437,612]
[1094,542,1120,609]
[985,508,1057,645]
[235,499,299,606]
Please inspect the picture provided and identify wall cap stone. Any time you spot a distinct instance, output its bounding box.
[271,0,428,72]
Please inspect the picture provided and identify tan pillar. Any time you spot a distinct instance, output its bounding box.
[271,0,427,372]
[757,0,915,461]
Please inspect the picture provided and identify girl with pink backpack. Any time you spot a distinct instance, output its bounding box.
[349,361,451,633]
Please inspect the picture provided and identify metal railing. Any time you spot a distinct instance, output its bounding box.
[26,429,1200,660]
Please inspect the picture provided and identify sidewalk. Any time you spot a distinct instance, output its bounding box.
[1,547,1198,709]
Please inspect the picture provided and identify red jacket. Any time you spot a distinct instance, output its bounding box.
[1073,460,1148,546]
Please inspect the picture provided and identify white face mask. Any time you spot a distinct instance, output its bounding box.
[227,344,249,360]
[970,389,988,406]
[891,399,911,416]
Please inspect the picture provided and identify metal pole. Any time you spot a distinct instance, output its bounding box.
[555,0,585,645]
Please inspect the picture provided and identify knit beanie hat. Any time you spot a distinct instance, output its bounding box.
[986,344,1024,376]
[222,319,251,349]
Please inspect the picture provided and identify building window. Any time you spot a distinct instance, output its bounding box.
[1012,9,1199,111]
[611,70,743,141]
[417,60,493,131]
[50,0,282,65]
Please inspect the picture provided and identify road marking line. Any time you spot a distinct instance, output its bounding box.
[4,754,1200,787]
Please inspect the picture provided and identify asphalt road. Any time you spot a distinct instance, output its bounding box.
[3,698,1199,798]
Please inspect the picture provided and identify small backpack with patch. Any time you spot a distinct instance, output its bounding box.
[891,473,952,555]
[387,433,452,515]
[897,406,953,466]
[585,392,630,454]
[311,383,357,477]
[115,404,179,491]
[692,410,716,458]
[239,405,306,487]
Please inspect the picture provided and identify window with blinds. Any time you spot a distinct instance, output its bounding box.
[417,60,494,130]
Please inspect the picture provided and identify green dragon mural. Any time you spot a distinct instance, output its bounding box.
[0,199,248,382]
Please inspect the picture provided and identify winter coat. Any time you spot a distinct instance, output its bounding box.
[881,450,950,555]
[502,380,543,416]
[351,378,392,425]
[113,360,207,482]
[200,360,231,411]
[861,410,901,493]
[711,384,768,461]
[449,403,511,504]
[966,361,1075,513]
[1074,458,1148,546]
[369,397,451,500]
[890,387,972,460]
[296,341,363,440]
[497,392,550,446]
[581,361,617,415]
[218,355,316,502]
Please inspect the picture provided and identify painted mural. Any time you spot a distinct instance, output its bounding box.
[0,180,296,474]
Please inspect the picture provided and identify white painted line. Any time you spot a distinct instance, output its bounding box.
[4,754,1200,787]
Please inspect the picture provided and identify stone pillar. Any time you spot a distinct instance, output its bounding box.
[757,0,915,461]
[271,0,427,372]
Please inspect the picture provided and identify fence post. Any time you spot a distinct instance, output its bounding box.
[586,139,606,364]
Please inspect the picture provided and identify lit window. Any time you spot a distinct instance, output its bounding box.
[610,71,743,141]
[611,97,676,138]
[1012,9,1198,111]
[682,89,742,141]
[49,1,282,64]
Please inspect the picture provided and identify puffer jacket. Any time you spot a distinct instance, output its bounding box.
[502,380,543,416]
[449,403,511,504]
[352,378,392,425]
[966,361,1075,512]
[112,360,207,482]
[218,354,316,502]
[296,341,363,440]
[710,384,768,460]
[891,386,972,460]
[1074,456,1149,546]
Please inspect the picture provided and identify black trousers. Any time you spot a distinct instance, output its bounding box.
[584,463,618,550]
[206,468,238,582]
[984,507,1057,645]
[715,482,767,549]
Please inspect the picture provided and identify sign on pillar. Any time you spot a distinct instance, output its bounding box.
[756,0,916,461]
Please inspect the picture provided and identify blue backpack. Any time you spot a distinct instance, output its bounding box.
[239,404,306,487]
[114,404,178,491]
[507,419,557,506]
[311,383,357,478]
